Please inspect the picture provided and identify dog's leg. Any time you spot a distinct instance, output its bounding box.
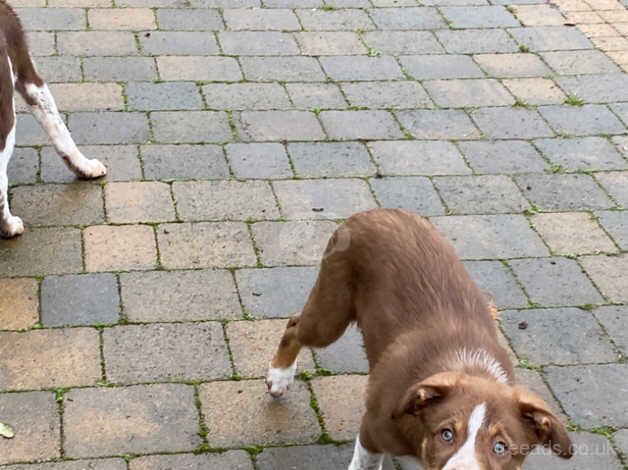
[266,314,302,398]
[348,435,384,470]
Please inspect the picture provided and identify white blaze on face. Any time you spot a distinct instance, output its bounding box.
[443,403,487,470]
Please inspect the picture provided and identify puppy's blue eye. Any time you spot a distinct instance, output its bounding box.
[441,429,454,443]
[494,441,508,455]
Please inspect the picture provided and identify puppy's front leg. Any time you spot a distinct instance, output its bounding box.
[266,314,301,398]
[348,436,384,470]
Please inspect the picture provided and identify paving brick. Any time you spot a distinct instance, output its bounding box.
[508,26,593,51]
[0,392,60,465]
[532,212,617,255]
[226,319,315,378]
[88,8,156,30]
[64,384,200,458]
[370,140,470,175]
[463,260,528,308]
[200,380,320,446]
[436,29,518,53]
[130,452,253,470]
[219,31,299,55]
[235,266,317,318]
[141,31,219,55]
[127,82,203,111]
[274,179,376,219]
[434,175,529,214]
[69,112,150,145]
[534,137,627,171]
[517,174,614,211]
[0,328,100,390]
[7,148,38,186]
[596,211,627,250]
[156,56,242,81]
[202,83,291,110]
[369,7,445,29]
[320,110,402,140]
[263,0,318,5]
[236,111,325,141]
[48,83,124,112]
[612,136,628,158]
[0,459,128,470]
[151,111,232,143]
[592,35,628,52]
[297,8,374,31]
[615,429,628,458]
[0,278,38,330]
[27,31,55,56]
[105,181,175,223]
[15,113,49,145]
[288,142,375,178]
[362,31,444,55]
[580,254,628,303]
[595,171,628,206]
[83,57,157,81]
[103,322,230,383]
[121,269,239,322]
[400,54,484,79]
[397,109,481,139]
[33,55,81,82]
[474,53,551,77]
[511,4,566,25]
[226,143,292,179]
[156,8,224,30]
[41,274,119,327]
[58,31,138,56]
[241,56,326,82]
[610,103,628,126]
[295,32,366,55]
[315,325,369,373]
[0,227,83,276]
[257,444,353,470]
[541,50,620,75]
[16,7,85,30]
[252,220,337,266]
[223,8,299,31]
[441,6,519,27]
[471,107,553,139]
[502,308,616,364]
[502,78,566,105]
[558,74,628,104]
[539,104,626,136]
[593,305,627,357]
[430,215,549,259]
[84,225,157,272]
[546,364,628,427]
[157,222,256,269]
[10,183,104,225]
[285,83,347,109]
[320,56,404,81]
[141,144,229,180]
[424,79,514,108]
[342,81,433,109]
[457,140,546,174]
[370,176,445,215]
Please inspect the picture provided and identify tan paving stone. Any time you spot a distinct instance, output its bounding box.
[580,254,628,303]
[47,83,124,111]
[84,225,157,272]
[88,8,156,30]
[105,181,175,224]
[591,35,628,50]
[607,50,628,64]
[512,4,566,25]
[564,10,604,22]
[502,78,566,105]
[0,328,101,390]
[578,22,619,36]
[129,452,253,470]
[0,278,39,330]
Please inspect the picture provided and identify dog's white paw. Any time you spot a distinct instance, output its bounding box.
[77,158,107,179]
[1,216,24,238]
[266,361,297,398]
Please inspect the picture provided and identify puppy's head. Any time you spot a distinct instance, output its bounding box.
[393,372,573,470]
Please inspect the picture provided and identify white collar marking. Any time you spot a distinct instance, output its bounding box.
[451,348,509,384]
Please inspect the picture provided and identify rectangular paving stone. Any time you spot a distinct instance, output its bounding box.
[84,225,157,272]
[424,79,514,107]
[236,111,325,141]
[534,137,627,171]
[141,144,229,180]
[295,32,366,55]
[16,7,85,30]
[27,32,55,56]
[502,77,566,105]
[400,54,484,79]
[370,176,445,216]
[0,459,127,470]
[41,274,119,327]
[288,142,376,178]
[64,384,200,458]
[123,270,236,324]
[15,113,48,145]
[610,103,628,127]
[68,112,150,144]
[285,83,347,109]
[0,227,83,276]
[173,180,279,221]
[58,32,138,56]
[320,110,403,140]
[103,322,231,383]
[105,181,176,223]
[151,111,232,143]
[457,140,546,174]
[396,109,481,139]
[320,56,404,81]
[369,7,445,29]
[369,140,470,175]
[541,50,620,75]
[156,8,224,30]
[88,8,156,30]
[200,380,320,446]
[517,174,615,210]
[430,214,549,259]
[362,31,444,55]
[297,8,374,30]
[471,107,554,139]
[127,82,203,111]
[140,31,219,55]
[0,278,38,330]
[224,8,300,30]
[595,171,628,206]
[436,29,518,53]
[7,148,38,186]
[202,83,291,110]
[315,325,369,373]
[129,452,253,470]
[596,211,627,250]
[511,4,566,25]
[556,74,628,103]
[252,220,337,266]
[257,444,353,470]
[463,260,528,308]
[580,254,628,303]
[156,56,242,81]
[157,222,257,269]
[240,56,326,82]
[0,392,60,465]
[508,26,593,51]
[341,81,433,109]
[236,266,317,318]
[594,305,627,356]
[539,105,626,136]
[48,83,124,112]
[474,53,551,77]
[273,179,377,219]
[83,57,157,81]
[226,319,315,378]
[440,6,519,27]
[0,328,100,390]
[219,31,299,55]
[226,143,292,179]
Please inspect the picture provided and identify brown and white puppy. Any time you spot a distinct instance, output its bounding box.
[267,209,573,470]
[0,0,105,238]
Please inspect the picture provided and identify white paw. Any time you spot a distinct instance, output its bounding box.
[1,216,24,238]
[77,158,107,179]
[266,361,297,398]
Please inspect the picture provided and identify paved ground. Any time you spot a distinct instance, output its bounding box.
[1,0,627,468]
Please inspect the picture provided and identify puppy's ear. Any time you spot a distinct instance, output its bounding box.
[392,372,460,419]
[516,388,573,459]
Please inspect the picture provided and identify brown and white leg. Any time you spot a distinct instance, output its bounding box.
[266,314,302,397]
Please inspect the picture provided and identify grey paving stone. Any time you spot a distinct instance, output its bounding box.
[508,26,593,51]
[297,8,374,31]
[7,148,38,186]
[155,8,224,30]
[15,113,49,146]
[83,57,157,81]
[541,50,620,75]
[141,144,229,180]
[16,7,85,30]
[140,31,219,55]
[240,56,326,82]
[471,107,554,139]
[41,274,119,327]
[502,308,616,364]
[534,137,627,171]
[580,254,628,303]
[219,31,299,55]
[295,32,367,55]
[473,53,551,77]
[33,56,81,82]
[556,74,628,103]
[235,266,317,318]
[400,54,484,79]
[424,79,514,107]
[362,31,444,55]
[546,364,628,427]
[58,31,138,56]
[463,260,528,308]
[518,174,614,211]
[1,459,127,470]
[68,112,149,145]
[539,105,626,136]
[151,111,232,143]
[615,430,628,459]
[434,175,529,214]
[397,109,481,139]
[610,103,628,127]
[27,32,56,56]
[285,83,347,109]
[596,211,628,250]
[369,140,471,175]
[595,171,628,206]
[126,82,203,111]
[320,111,403,140]
[431,214,549,259]
[257,444,353,470]
[236,111,325,141]
[594,305,628,357]
[436,29,518,53]
[369,7,445,29]
[510,257,604,307]
[457,140,547,174]
[202,83,291,110]
[320,56,404,81]
[130,451,253,470]
[288,142,375,178]
[370,176,445,216]
[440,6,519,27]
[315,325,369,373]
[273,179,377,219]
[226,143,292,179]
[224,8,300,30]
[342,82,433,109]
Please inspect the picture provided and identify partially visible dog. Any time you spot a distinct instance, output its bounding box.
[267,209,573,470]
[1,1,106,238]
